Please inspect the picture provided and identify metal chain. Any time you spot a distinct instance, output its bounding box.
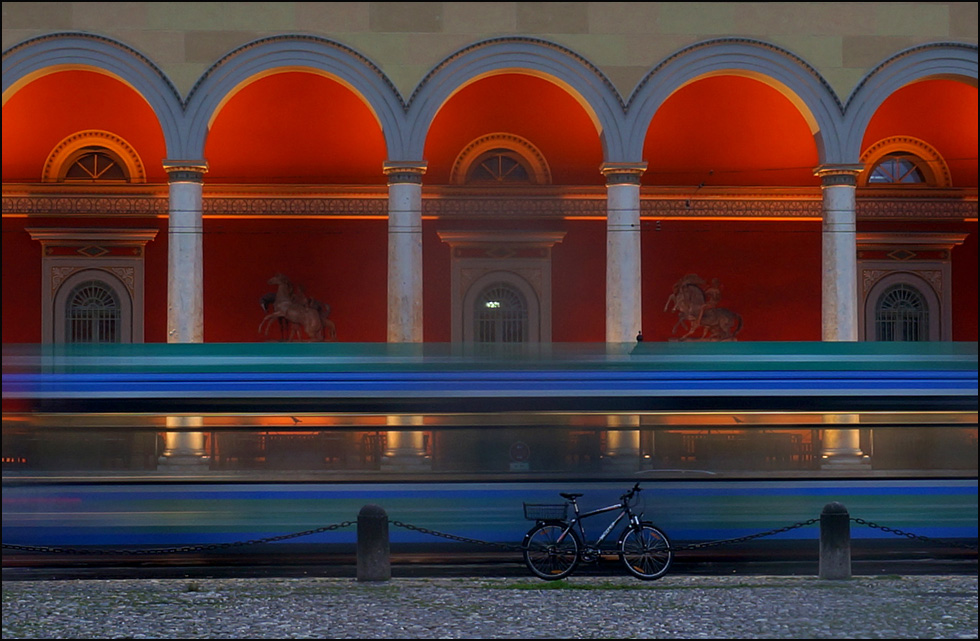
[388,520,528,552]
[1,521,355,556]
[851,517,979,551]
[4,514,976,557]
[666,518,821,552]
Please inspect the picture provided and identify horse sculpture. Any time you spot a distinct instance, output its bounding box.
[664,273,742,341]
[259,273,332,342]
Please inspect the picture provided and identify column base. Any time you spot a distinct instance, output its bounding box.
[157,454,211,472]
[380,453,432,472]
[820,453,871,470]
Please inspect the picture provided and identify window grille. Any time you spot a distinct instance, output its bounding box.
[466,149,532,184]
[66,280,121,343]
[868,153,926,184]
[475,283,528,343]
[875,283,929,342]
[64,147,128,182]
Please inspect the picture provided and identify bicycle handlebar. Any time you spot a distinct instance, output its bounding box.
[620,482,642,502]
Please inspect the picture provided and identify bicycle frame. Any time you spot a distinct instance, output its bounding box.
[559,498,639,554]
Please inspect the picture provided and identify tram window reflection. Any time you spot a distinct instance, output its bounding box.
[2,412,976,480]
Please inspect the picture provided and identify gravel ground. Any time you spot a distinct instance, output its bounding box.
[2,574,977,639]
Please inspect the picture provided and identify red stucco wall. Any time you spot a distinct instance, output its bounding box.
[2,216,974,344]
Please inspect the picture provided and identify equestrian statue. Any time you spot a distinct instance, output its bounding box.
[664,273,742,341]
[259,273,337,342]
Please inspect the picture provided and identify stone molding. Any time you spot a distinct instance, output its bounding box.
[3,192,974,219]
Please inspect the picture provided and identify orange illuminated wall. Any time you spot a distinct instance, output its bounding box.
[204,71,387,185]
[424,73,604,185]
[1,219,43,343]
[203,218,388,343]
[643,76,819,187]
[863,79,979,188]
[642,220,823,342]
[1,70,168,182]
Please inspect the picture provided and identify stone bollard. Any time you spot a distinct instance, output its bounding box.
[357,504,390,582]
[818,501,851,580]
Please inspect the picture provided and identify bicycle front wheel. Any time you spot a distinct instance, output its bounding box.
[522,522,580,580]
[619,524,672,580]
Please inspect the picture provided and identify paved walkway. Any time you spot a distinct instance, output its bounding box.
[2,574,977,639]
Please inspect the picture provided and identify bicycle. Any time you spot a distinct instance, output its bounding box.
[521,482,672,581]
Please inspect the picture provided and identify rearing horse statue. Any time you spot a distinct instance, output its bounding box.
[259,273,325,341]
[664,273,742,341]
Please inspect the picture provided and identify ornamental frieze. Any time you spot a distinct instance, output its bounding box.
[4,194,975,219]
[856,200,977,219]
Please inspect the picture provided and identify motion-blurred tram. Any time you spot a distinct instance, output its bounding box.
[2,341,977,569]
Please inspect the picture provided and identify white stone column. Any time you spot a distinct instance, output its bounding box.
[603,414,641,473]
[384,162,427,343]
[382,415,431,470]
[821,413,870,469]
[813,165,862,342]
[158,415,210,472]
[601,163,647,344]
[164,161,207,343]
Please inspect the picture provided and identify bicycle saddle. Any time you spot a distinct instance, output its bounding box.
[560,492,583,500]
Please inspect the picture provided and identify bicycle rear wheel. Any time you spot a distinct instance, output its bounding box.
[619,524,672,580]
[522,522,580,580]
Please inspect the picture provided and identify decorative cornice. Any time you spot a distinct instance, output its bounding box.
[437,230,567,248]
[27,227,158,247]
[3,191,975,220]
[3,194,170,216]
[205,197,388,217]
[856,231,969,251]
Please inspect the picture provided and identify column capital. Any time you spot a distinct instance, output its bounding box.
[163,160,209,182]
[384,161,428,184]
[600,162,647,185]
[813,164,864,187]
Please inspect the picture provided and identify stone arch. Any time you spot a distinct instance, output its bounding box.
[842,43,978,162]
[2,32,186,160]
[182,35,407,161]
[625,38,846,163]
[404,37,625,162]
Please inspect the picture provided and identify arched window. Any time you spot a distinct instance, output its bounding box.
[867,152,926,185]
[451,133,551,185]
[466,149,532,184]
[858,137,950,188]
[65,279,121,343]
[475,283,528,343]
[63,147,129,182]
[874,283,929,342]
[43,130,146,183]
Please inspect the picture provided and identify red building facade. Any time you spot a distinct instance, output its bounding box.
[3,28,977,346]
